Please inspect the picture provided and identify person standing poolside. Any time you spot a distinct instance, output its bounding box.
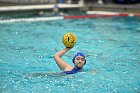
[52,4,60,16]
[54,47,86,74]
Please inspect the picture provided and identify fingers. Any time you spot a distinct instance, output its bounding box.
[65,47,73,50]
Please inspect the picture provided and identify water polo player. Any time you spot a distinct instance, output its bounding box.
[54,47,86,74]
[54,33,86,74]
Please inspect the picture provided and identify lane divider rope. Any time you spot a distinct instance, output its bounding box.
[0,11,139,23]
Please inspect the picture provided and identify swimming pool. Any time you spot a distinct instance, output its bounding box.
[0,16,140,93]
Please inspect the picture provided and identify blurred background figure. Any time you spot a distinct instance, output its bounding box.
[38,11,45,16]
[114,0,139,4]
[97,0,104,4]
[49,0,57,4]
[78,0,85,5]
[58,0,64,3]
[53,4,60,16]
[66,0,72,4]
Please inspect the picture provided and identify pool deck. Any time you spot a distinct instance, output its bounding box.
[0,3,139,15]
[87,3,140,13]
[0,4,84,12]
[0,3,140,12]
[0,3,140,23]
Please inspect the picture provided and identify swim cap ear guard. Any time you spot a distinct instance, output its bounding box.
[72,52,86,65]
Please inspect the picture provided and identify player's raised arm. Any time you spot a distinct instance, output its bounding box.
[54,33,76,70]
[54,47,72,70]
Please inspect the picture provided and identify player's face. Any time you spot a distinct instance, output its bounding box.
[74,56,85,68]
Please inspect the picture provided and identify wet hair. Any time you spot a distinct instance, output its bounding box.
[72,52,86,65]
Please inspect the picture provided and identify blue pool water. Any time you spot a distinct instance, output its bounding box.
[0,17,140,93]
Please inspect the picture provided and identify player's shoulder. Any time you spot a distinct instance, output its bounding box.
[64,66,74,71]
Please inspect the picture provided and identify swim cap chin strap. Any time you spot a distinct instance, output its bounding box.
[72,52,86,65]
